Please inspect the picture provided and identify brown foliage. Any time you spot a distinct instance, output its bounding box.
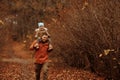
[0,0,120,79]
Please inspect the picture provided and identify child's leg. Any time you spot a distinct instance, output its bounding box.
[34,38,41,49]
[35,31,39,38]
[48,38,51,43]
[48,38,53,51]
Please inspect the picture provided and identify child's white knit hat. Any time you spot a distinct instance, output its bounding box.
[38,22,44,27]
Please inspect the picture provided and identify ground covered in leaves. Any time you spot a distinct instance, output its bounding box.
[0,42,104,80]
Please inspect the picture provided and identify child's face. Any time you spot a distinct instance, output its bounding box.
[39,26,44,28]
[39,26,45,30]
[41,35,48,42]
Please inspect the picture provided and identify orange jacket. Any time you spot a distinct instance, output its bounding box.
[34,42,49,64]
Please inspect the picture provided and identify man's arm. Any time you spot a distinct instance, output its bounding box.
[29,40,37,50]
[48,44,53,52]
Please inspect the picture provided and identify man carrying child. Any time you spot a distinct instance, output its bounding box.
[30,22,53,80]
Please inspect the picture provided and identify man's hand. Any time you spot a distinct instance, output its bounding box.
[29,40,37,50]
[48,44,53,52]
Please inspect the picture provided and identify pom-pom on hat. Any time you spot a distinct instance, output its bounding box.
[38,22,44,27]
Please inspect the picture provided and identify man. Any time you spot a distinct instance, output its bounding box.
[30,34,53,80]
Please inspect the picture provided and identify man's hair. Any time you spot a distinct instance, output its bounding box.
[42,33,49,37]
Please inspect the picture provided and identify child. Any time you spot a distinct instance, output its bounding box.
[35,22,50,39]
[34,22,51,49]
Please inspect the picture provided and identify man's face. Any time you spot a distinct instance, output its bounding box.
[41,35,48,42]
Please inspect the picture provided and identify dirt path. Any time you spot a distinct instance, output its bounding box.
[0,42,105,80]
[0,42,35,80]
